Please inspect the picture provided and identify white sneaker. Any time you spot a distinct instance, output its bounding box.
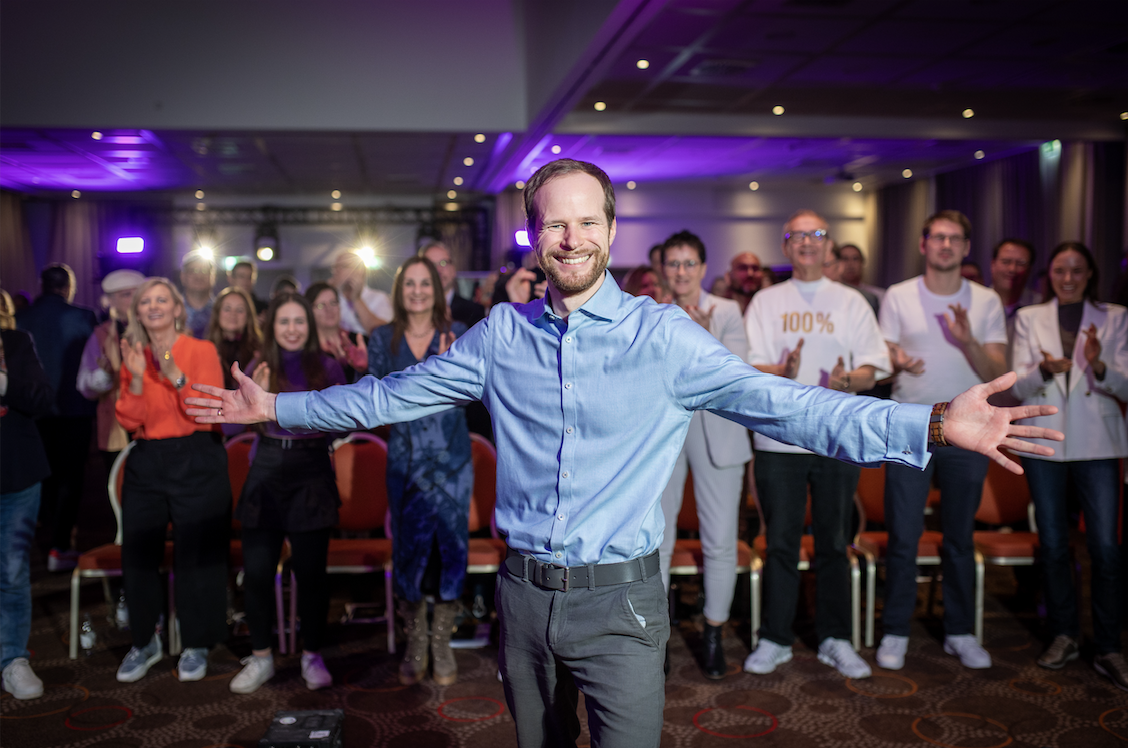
[300,652,332,690]
[2,658,44,699]
[817,638,872,679]
[230,655,274,694]
[116,634,163,682]
[876,635,909,670]
[176,647,209,681]
[743,639,793,674]
[943,635,991,669]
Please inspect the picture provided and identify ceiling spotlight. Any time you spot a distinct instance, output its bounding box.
[594,101,607,111]
[255,223,279,262]
[772,105,785,115]
[256,247,274,262]
[356,246,378,268]
[71,190,81,199]
[852,182,863,192]
[331,189,341,199]
[91,131,103,141]
[515,181,525,190]
[626,181,637,190]
[902,168,913,178]
[447,190,457,199]
[196,202,207,211]
[636,59,650,69]
[330,202,343,211]
[962,108,975,118]
[551,145,562,154]
[444,202,459,212]
[453,177,464,186]
[194,189,205,199]
[974,150,986,160]
[463,157,474,166]
[1120,112,1127,121]
[474,133,486,143]
[748,181,759,191]
[116,237,144,254]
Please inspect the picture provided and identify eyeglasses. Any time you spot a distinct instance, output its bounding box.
[314,301,340,310]
[927,233,968,246]
[663,260,700,271]
[784,230,828,244]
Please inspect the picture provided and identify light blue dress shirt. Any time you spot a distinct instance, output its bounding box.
[277,272,932,566]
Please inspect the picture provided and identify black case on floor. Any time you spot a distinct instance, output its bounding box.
[258,709,344,748]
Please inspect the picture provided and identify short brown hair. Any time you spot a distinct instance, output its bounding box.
[923,210,971,239]
[523,159,615,230]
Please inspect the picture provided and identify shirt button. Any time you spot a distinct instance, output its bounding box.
[566,427,573,434]
[564,383,572,389]
[555,552,562,559]
[562,471,569,478]
[557,514,565,520]
[565,336,572,343]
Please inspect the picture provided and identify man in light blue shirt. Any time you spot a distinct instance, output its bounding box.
[189,159,1060,748]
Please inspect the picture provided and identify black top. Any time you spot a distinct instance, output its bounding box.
[15,294,97,417]
[1,329,54,493]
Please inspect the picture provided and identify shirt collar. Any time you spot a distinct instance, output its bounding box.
[533,270,622,325]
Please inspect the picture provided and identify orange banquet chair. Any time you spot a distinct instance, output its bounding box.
[466,433,507,575]
[667,469,759,646]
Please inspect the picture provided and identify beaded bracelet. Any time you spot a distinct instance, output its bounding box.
[928,402,949,447]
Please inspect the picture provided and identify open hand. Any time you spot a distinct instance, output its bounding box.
[438,331,456,355]
[341,330,368,371]
[782,338,804,379]
[828,356,849,391]
[252,361,271,391]
[685,305,714,330]
[944,303,973,346]
[121,339,147,379]
[944,371,1063,475]
[505,268,537,304]
[1039,350,1071,375]
[889,342,925,375]
[1082,324,1102,365]
[186,362,277,425]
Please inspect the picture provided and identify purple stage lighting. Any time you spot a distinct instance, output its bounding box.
[514,230,530,247]
[116,237,144,254]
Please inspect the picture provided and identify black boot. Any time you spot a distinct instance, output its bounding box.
[701,623,726,680]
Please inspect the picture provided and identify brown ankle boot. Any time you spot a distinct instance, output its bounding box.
[398,599,428,686]
[430,601,459,686]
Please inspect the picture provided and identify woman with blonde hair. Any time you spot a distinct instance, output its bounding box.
[114,278,230,684]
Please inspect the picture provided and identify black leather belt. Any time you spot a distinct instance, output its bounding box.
[261,436,328,450]
[504,547,659,592]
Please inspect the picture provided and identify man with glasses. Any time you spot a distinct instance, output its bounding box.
[743,210,890,679]
[420,240,485,327]
[877,210,1008,671]
[657,230,752,679]
[727,252,765,315]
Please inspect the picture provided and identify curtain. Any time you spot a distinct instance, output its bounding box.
[0,191,36,300]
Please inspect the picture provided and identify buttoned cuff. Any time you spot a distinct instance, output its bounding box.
[275,391,305,430]
[885,402,932,469]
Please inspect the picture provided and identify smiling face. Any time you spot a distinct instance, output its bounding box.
[662,244,706,300]
[729,252,763,295]
[990,242,1032,294]
[273,301,309,352]
[782,213,829,279]
[1049,250,1092,305]
[311,288,340,329]
[920,218,970,273]
[136,283,182,336]
[401,262,436,315]
[218,294,249,337]
[423,244,456,293]
[531,171,616,297]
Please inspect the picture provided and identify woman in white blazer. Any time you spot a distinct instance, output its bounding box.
[1011,241,1128,691]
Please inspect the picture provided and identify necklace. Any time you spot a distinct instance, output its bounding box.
[405,328,433,338]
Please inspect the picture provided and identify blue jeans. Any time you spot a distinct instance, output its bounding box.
[1023,457,1123,654]
[883,447,988,637]
[1,483,41,669]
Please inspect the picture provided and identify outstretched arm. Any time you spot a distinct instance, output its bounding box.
[943,370,1063,475]
[186,362,277,424]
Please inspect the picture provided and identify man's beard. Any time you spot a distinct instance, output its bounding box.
[539,251,609,294]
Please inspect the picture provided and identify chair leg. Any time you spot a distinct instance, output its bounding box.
[69,570,81,660]
[974,550,984,644]
[849,553,861,651]
[275,570,287,655]
[289,570,298,656]
[750,557,762,649]
[385,566,396,655]
[863,552,876,649]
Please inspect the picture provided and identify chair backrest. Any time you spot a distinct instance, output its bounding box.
[854,465,886,526]
[468,433,498,535]
[225,432,257,529]
[976,460,1032,525]
[332,432,389,532]
[108,440,138,545]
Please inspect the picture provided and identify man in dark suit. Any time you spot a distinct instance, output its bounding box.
[421,241,485,327]
[16,264,98,571]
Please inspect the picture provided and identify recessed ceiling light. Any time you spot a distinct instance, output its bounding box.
[772,105,785,116]
[551,145,562,154]
[748,181,759,191]
[71,190,82,198]
[195,202,206,211]
[330,202,343,211]
[474,133,486,143]
[463,157,474,167]
[636,59,649,69]
[453,176,464,186]
[515,181,525,190]
[447,190,457,199]
[852,182,863,192]
[902,169,913,178]
[962,108,975,118]
[594,101,607,111]
[91,131,103,140]
[626,181,637,190]
[1120,111,1127,121]
[444,202,459,212]
[331,189,341,199]
[974,150,986,160]
[256,247,274,262]
[194,190,205,199]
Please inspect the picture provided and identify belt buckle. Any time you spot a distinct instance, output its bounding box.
[535,562,569,592]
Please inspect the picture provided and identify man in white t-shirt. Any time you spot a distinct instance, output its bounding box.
[878,210,1008,672]
[743,210,891,679]
[657,230,752,680]
[329,250,393,336]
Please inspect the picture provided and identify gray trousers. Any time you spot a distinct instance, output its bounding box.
[496,565,670,748]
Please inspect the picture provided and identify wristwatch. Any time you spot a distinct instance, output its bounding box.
[173,374,187,390]
[928,402,949,447]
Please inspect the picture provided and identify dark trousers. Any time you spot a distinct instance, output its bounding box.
[36,416,93,551]
[496,565,669,748]
[754,451,859,645]
[1023,457,1123,653]
[242,527,332,653]
[883,446,988,637]
[122,432,231,650]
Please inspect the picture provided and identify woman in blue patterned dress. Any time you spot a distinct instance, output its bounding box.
[368,256,472,686]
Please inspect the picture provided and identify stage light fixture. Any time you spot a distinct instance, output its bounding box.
[116,237,144,254]
[255,223,279,262]
[515,230,530,247]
